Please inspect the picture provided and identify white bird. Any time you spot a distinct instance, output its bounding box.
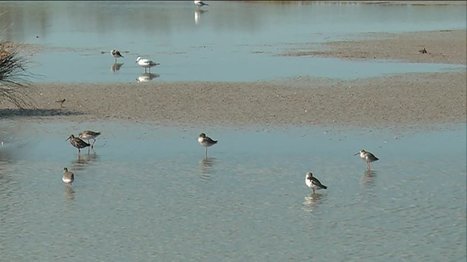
[194,0,208,7]
[62,167,74,184]
[111,49,124,62]
[136,56,160,73]
[305,172,327,194]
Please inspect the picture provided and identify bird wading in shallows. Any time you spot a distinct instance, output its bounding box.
[62,167,74,184]
[111,49,124,62]
[78,130,101,149]
[198,133,217,158]
[194,0,208,8]
[66,134,90,153]
[136,57,160,73]
[355,149,379,170]
[305,172,327,194]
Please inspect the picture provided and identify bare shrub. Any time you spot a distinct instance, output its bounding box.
[0,42,32,108]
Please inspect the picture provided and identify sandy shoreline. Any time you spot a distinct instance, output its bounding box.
[1,30,466,128]
[0,72,465,128]
[282,30,466,65]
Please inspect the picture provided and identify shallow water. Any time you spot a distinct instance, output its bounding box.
[1,1,465,83]
[0,120,465,261]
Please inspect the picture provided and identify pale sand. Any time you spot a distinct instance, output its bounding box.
[1,30,466,128]
[282,30,466,65]
[0,72,465,128]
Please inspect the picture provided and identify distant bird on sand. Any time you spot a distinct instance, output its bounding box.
[67,134,90,153]
[198,133,217,158]
[136,56,160,73]
[78,130,101,148]
[305,172,327,194]
[62,167,74,184]
[111,49,124,62]
[194,0,208,7]
[355,149,379,170]
[56,98,66,108]
[419,48,428,54]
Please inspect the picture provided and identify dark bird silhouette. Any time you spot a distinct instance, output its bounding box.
[66,134,90,153]
[56,99,66,108]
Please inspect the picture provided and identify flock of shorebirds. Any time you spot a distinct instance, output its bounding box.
[64,0,382,192]
[63,131,379,195]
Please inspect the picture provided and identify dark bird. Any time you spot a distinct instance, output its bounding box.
[62,167,74,184]
[419,48,428,54]
[198,133,217,158]
[66,134,90,153]
[78,130,101,148]
[56,98,66,108]
[355,149,379,170]
[305,172,327,194]
[111,49,124,62]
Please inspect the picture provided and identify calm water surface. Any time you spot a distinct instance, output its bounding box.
[0,1,465,82]
[0,120,465,261]
[1,1,466,261]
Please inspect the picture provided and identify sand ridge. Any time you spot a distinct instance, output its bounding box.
[1,29,466,128]
[1,72,464,128]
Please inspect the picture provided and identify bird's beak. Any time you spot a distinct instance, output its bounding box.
[66,137,70,141]
[353,152,359,155]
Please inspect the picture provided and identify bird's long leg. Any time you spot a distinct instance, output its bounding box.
[205,147,208,159]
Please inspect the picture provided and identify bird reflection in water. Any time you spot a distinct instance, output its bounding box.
[194,9,207,25]
[64,184,75,201]
[136,72,159,83]
[361,169,377,187]
[71,152,99,171]
[303,192,325,212]
[111,62,124,72]
[199,157,216,180]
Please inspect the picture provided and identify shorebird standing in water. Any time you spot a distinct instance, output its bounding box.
[78,130,101,148]
[66,134,90,153]
[305,172,327,194]
[62,167,74,184]
[355,149,379,170]
[111,49,124,62]
[198,133,217,158]
[136,56,160,73]
[194,0,208,8]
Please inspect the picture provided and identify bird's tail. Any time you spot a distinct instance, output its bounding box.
[320,185,327,189]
